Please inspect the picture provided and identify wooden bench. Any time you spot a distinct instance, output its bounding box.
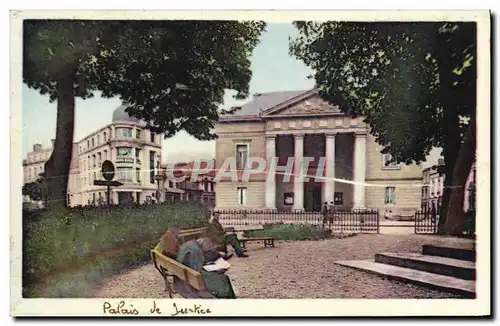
[150,243,215,298]
[152,226,232,297]
[238,236,275,250]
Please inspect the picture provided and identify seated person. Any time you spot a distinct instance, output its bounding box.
[209,214,248,258]
[162,225,181,259]
[176,232,237,299]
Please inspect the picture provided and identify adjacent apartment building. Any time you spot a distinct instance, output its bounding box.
[421,159,476,212]
[215,89,423,215]
[170,160,217,207]
[76,104,163,205]
[23,104,164,206]
[22,140,79,204]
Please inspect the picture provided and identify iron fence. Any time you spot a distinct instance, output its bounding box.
[213,208,380,233]
[414,207,439,234]
[324,208,380,233]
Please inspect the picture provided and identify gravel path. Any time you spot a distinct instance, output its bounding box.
[93,234,474,299]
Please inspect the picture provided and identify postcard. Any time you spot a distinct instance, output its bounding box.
[10,9,491,317]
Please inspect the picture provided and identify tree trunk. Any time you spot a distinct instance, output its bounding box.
[437,127,462,234]
[43,72,75,209]
[444,117,476,236]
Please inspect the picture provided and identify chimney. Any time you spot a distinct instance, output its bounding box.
[51,139,56,148]
[33,144,42,152]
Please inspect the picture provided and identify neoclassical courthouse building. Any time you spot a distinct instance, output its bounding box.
[215,89,423,214]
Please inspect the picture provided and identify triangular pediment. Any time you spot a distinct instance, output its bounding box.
[262,91,343,117]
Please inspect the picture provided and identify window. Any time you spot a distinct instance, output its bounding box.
[168,180,173,188]
[382,153,398,168]
[150,132,155,143]
[149,151,156,184]
[97,135,100,144]
[87,156,90,170]
[237,187,247,205]
[135,148,141,159]
[334,192,343,206]
[92,138,95,147]
[136,129,141,139]
[87,140,90,148]
[117,147,134,162]
[103,132,107,141]
[236,144,249,169]
[28,168,31,177]
[97,152,102,165]
[92,193,96,203]
[92,154,96,167]
[117,167,133,182]
[103,150,108,160]
[116,127,133,138]
[384,187,396,205]
[84,177,87,186]
[136,168,141,182]
[93,172,96,182]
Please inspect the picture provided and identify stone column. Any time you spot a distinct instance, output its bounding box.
[323,133,336,205]
[292,133,305,211]
[265,135,276,209]
[353,132,367,209]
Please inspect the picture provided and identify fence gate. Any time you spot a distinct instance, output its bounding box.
[414,208,438,234]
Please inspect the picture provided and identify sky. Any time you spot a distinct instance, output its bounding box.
[22,22,441,166]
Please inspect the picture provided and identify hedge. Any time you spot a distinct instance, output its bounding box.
[23,202,210,297]
[247,223,332,241]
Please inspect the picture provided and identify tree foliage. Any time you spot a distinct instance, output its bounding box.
[24,20,266,140]
[23,20,266,207]
[290,22,477,234]
[22,180,43,201]
[290,21,475,165]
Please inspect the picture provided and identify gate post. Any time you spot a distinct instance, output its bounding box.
[376,209,380,234]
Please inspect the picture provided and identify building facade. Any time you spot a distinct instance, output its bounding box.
[160,160,217,207]
[421,159,476,213]
[421,159,445,211]
[22,140,79,204]
[215,89,423,215]
[75,105,163,206]
[23,105,164,207]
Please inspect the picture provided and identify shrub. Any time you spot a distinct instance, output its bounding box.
[23,201,209,297]
[247,223,332,241]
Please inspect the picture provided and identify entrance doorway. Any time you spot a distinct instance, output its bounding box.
[304,182,322,212]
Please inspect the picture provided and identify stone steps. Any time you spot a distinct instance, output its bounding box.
[335,244,476,298]
[422,245,476,262]
[335,260,475,298]
[375,252,476,280]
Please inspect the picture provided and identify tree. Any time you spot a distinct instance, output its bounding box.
[290,22,476,234]
[23,20,266,207]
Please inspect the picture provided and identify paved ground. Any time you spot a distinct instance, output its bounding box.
[93,234,474,299]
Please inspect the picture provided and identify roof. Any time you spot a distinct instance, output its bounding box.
[112,104,141,123]
[162,160,216,179]
[223,90,311,117]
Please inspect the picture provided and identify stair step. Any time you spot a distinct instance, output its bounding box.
[422,245,475,262]
[375,252,475,280]
[335,260,475,298]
